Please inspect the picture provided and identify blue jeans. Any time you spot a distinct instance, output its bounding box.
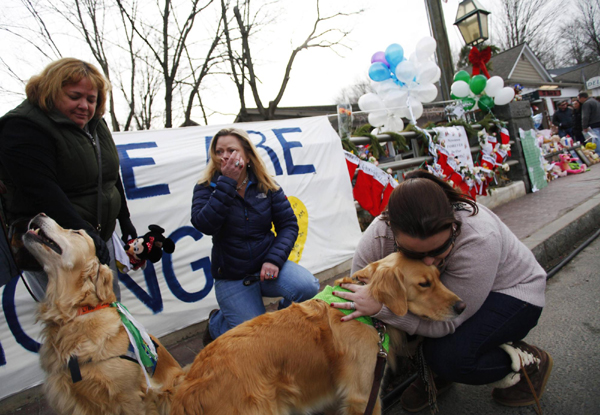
[423,292,542,385]
[208,260,320,339]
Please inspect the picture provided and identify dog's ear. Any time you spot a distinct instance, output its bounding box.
[95,263,116,302]
[368,266,408,316]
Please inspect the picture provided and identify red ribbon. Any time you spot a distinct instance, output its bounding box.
[469,46,491,78]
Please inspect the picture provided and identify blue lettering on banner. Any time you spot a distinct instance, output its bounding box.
[162,227,213,302]
[272,128,316,175]
[118,263,163,314]
[117,143,170,200]
[248,130,284,176]
[0,340,5,366]
[2,276,40,355]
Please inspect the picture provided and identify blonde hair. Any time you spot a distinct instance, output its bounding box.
[199,128,279,193]
[25,58,110,119]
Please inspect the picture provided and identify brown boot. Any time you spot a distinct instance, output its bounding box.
[492,341,553,408]
[400,375,453,413]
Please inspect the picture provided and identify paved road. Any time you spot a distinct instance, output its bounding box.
[383,234,600,415]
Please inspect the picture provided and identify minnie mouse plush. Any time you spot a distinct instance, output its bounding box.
[125,225,175,271]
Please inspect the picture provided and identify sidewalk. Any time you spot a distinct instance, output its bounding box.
[3,163,600,415]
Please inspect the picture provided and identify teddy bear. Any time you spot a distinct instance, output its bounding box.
[555,153,586,175]
[124,224,176,271]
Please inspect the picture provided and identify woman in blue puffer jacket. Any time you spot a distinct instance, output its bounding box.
[191,128,319,344]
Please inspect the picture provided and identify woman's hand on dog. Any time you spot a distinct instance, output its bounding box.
[331,283,383,322]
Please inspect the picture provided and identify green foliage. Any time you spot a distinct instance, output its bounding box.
[380,131,409,152]
[341,136,358,154]
[353,123,386,159]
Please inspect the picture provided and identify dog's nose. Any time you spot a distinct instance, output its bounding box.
[453,301,466,315]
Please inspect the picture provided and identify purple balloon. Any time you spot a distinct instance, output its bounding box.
[371,51,389,67]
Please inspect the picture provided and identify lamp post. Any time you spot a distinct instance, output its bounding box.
[424,0,455,101]
[454,0,491,47]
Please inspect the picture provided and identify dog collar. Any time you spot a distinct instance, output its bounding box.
[313,286,390,352]
[77,303,111,316]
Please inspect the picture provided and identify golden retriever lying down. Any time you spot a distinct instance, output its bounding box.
[171,252,465,415]
[22,213,184,415]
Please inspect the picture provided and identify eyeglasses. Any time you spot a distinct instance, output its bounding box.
[395,226,457,260]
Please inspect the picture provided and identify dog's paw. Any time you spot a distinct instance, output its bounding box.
[334,276,356,286]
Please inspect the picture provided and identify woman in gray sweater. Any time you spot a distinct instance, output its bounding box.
[332,169,551,413]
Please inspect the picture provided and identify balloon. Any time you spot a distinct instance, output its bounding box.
[382,89,408,109]
[412,83,438,103]
[385,43,405,69]
[407,98,424,120]
[415,36,437,62]
[368,110,388,127]
[358,93,384,112]
[383,115,405,133]
[451,94,459,100]
[453,70,471,83]
[369,62,392,82]
[494,87,516,106]
[451,81,470,98]
[469,75,487,95]
[462,97,476,110]
[485,76,504,97]
[395,60,417,84]
[478,95,495,112]
[416,61,441,85]
[372,79,396,95]
[371,51,389,66]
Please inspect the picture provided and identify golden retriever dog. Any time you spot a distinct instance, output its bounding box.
[22,213,184,415]
[170,252,465,415]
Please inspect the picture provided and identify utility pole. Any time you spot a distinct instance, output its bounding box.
[424,0,454,101]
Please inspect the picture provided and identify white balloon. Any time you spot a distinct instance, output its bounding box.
[407,98,424,120]
[412,83,438,103]
[451,81,470,98]
[416,61,441,85]
[373,79,396,95]
[485,76,504,97]
[395,61,417,84]
[358,93,385,112]
[416,36,437,62]
[383,115,405,133]
[494,87,516,106]
[382,89,408,109]
[368,110,389,127]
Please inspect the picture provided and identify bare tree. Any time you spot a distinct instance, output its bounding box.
[223,0,363,121]
[116,0,216,128]
[334,75,371,105]
[493,0,564,68]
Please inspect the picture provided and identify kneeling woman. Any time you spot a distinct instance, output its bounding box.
[191,128,319,345]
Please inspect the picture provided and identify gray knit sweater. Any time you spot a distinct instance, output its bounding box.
[351,204,546,338]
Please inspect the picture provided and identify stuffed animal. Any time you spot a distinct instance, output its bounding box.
[555,153,586,175]
[582,147,600,164]
[125,225,176,271]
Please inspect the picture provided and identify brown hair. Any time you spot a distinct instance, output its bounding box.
[199,128,279,193]
[25,58,110,118]
[382,169,478,238]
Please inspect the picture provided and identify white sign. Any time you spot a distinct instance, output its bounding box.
[434,126,474,168]
[586,76,600,90]
[0,116,362,400]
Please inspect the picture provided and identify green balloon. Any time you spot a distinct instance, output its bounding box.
[454,70,471,83]
[462,97,476,110]
[470,75,487,95]
[478,95,495,112]
[451,94,459,100]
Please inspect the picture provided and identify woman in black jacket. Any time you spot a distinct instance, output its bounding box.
[0,58,136,301]
[191,128,319,345]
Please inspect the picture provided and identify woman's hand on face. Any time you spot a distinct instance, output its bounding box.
[221,150,244,181]
[331,283,383,322]
[260,262,279,282]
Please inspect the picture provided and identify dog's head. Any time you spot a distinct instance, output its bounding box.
[352,252,465,320]
[23,214,116,312]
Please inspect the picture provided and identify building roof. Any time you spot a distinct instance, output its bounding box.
[548,63,589,77]
[554,61,600,84]
[487,43,554,85]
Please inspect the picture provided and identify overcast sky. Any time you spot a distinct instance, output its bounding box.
[0,0,491,127]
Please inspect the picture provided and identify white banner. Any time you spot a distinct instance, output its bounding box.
[0,116,362,400]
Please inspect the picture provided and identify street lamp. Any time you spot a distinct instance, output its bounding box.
[454,0,490,46]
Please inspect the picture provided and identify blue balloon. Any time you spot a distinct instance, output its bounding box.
[368,62,391,82]
[385,43,404,69]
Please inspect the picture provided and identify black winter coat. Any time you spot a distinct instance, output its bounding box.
[191,171,298,280]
